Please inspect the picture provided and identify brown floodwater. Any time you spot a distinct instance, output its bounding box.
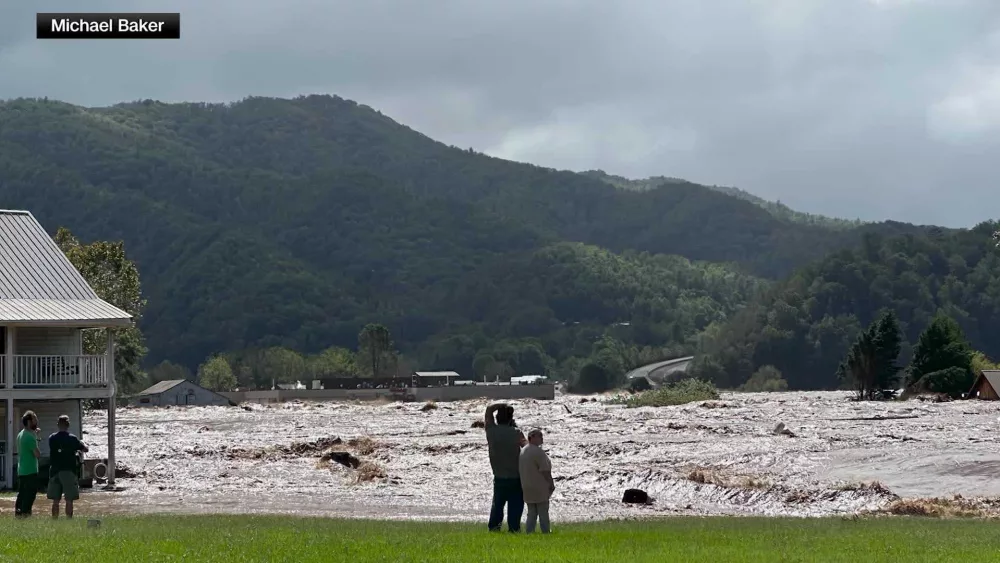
[6,391,1000,521]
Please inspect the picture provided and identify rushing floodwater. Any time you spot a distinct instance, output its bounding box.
[7,391,1000,520]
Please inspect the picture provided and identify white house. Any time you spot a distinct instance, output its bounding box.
[0,210,131,489]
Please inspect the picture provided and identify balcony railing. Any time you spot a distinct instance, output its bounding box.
[0,355,109,388]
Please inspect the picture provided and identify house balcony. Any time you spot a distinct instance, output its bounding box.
[0,355,110,390]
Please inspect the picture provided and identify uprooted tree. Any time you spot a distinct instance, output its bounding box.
[836,310,901,400]
[55,228,148,393]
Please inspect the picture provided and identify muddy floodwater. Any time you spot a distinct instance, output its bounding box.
[16,391,1000,520]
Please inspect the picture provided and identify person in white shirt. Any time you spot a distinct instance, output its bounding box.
[518,428,554,533]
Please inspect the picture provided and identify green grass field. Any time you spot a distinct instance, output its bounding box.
[0,515,995,562]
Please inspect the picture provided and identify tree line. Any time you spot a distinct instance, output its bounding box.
[836,310,993,400]
[688,222,1000,391]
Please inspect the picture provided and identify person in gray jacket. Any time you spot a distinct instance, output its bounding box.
[519,428,555,533]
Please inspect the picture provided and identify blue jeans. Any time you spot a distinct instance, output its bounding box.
[488,478,523,532]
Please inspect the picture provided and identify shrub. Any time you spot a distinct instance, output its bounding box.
[628,377,653,392]
[569,362,617,394]
[911,366,974,398]
[609,378,719,408]
[740,365,789,392]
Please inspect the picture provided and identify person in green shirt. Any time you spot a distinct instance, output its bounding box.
[15,410,41,518]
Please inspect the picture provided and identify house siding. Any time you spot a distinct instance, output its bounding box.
[4,400,82,472]
[15,327,82,355]
[134,380,231,407]
[973,379,1000,400]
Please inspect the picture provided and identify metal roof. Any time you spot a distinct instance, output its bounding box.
[136,379,187,395]
[0,210,132,326]
[414,371,460,377]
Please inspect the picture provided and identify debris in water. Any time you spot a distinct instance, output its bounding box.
[346,436,379,456]
[226,436,344,460]
[875,433,918,442]
[834,481,896,496]
[423,443,479,455]
[321,451,361,469]
[836,415,919,421]
[700,401,731,409]
[471,420,485,429]
[881,497,985,518]
[354,461,387,483]
[622,489,651,504]
[773,422,796,437]
[420,401,437,412]
[687,468,771,490]
[115,464,143,479]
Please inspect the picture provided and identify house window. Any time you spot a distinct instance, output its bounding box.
[188,389,195,395]
[140,398,150,404]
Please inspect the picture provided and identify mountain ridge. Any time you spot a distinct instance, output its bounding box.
[0,94,960,386]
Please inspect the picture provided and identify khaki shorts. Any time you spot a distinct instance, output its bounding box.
[47,470,80,501]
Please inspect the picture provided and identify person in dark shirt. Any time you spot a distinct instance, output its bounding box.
[47,415,88,519]
[484,403,526,532]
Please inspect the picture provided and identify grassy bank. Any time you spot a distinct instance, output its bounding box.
[0,515,997,562]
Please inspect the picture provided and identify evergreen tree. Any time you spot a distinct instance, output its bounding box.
[836,311,901,400]
[873,311,902,391]
[907,314,974,397]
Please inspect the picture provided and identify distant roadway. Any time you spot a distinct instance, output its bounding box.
[624,356,694,386]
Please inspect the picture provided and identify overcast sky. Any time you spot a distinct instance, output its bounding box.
[2,1,999,227]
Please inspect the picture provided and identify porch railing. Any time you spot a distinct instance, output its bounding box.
[10,355,108,388]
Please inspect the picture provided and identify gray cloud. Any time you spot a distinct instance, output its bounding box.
[2,0,1000,226]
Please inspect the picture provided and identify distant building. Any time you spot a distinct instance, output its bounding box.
[511,375,549,385]
[132,380,235,407]
[412,371,460,387]
[968,370,1000,400]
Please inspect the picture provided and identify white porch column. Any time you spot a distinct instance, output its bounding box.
[5,397,13,490]
[5,326,13,389]
[106,329,116,487]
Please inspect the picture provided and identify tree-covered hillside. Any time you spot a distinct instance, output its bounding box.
[0,95,933,377]
[689,223,1000,390]
[582,170,866,230]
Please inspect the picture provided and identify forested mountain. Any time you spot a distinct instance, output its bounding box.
[582,170,866,229]
[0,95,943,380]
[689,223,1000,390]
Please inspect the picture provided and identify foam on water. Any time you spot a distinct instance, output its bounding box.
[33,391,1000,520]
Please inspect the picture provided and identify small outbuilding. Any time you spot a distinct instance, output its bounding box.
[411,371,460,387]
[132,379,235,407]
[968,370,1000,400]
